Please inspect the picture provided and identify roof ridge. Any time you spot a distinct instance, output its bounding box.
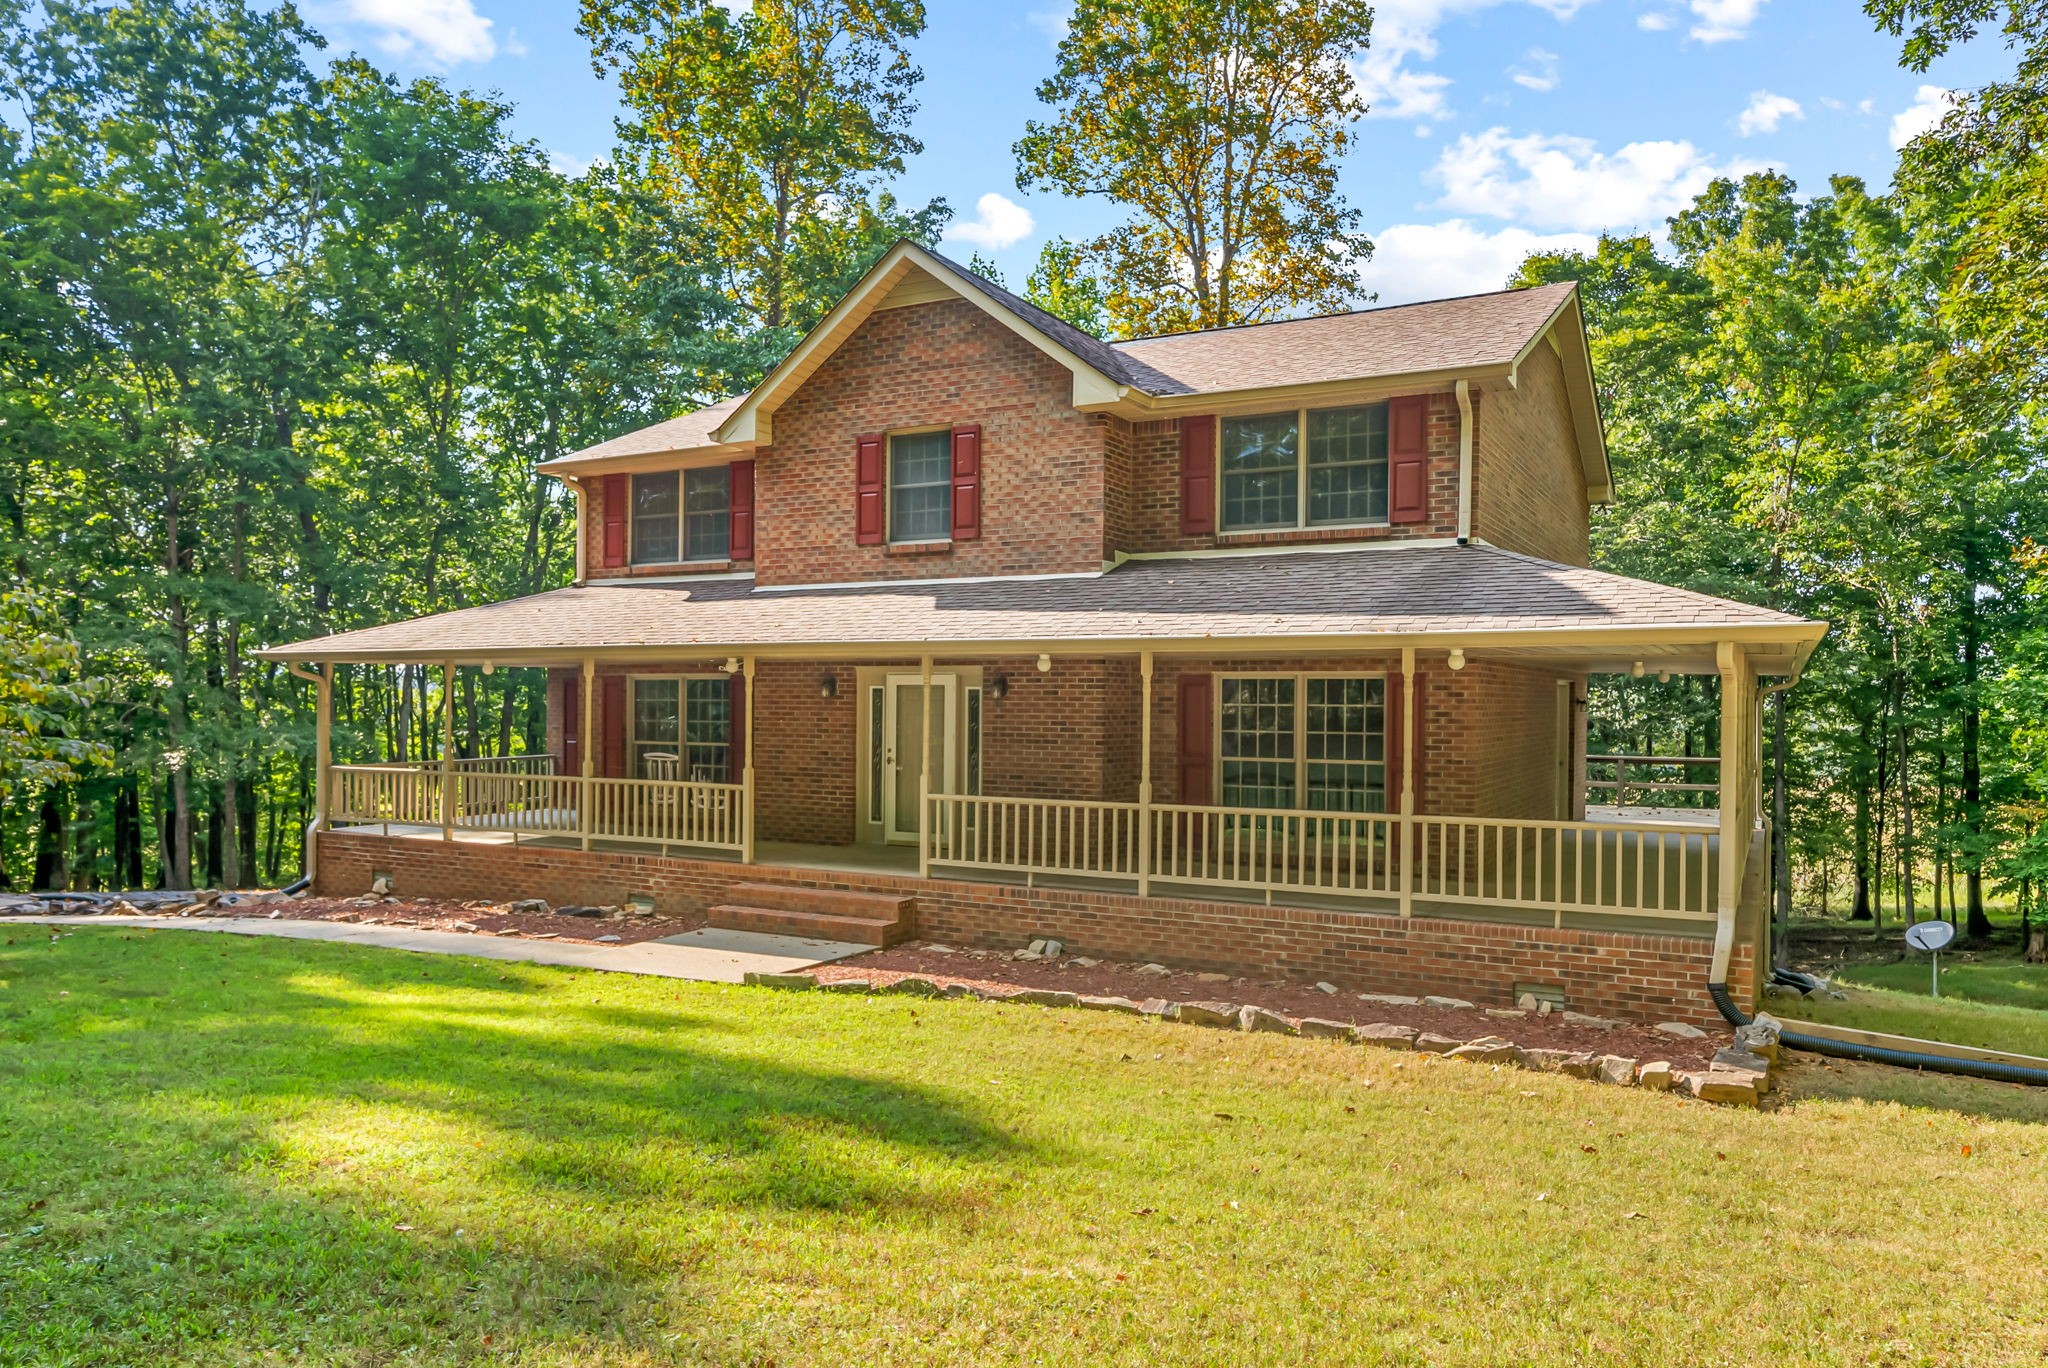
[1109,280,1577,348]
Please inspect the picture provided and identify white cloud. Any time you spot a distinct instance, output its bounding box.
[1637,11,1673,30]
[1891,84,1960,148]
[1687,0,1766,43]
[1736,91,1802,136]
[339,0,501,64]
[943,192,1036,251]
[1357,0,1591,122]
[1359,220,1597,305]
[1508,47,1561,92]
[1432,127,1764,232]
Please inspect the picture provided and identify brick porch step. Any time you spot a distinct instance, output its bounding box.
[708,883,914,946]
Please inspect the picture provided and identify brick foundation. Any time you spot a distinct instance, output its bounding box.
[315,829,1750,1026]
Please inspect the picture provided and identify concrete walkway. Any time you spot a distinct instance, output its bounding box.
[23,915,873,983]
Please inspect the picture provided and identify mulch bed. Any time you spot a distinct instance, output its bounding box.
[811,941,1727,1071]
[210,895,706,947]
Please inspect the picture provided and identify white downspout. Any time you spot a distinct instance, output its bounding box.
[1454,380,1474,545]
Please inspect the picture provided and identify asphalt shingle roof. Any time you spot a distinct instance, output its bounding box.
[261,545,1813,660]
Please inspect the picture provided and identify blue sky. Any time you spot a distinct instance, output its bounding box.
[306,0,2010,305]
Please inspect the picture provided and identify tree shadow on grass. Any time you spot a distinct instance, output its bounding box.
[0,929,1034,1364]
[1773,1055,2048,1125]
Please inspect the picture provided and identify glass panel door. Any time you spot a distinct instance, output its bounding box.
[881,675,956,843]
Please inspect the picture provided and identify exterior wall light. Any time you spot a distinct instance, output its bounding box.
[723,657,741,674]
[990,675,1010,700]
[481,661,495,676]
[1631,661,1646,678]
[818,673,837,699]
[1447,648,1466,671]
[1036,653,1052,673]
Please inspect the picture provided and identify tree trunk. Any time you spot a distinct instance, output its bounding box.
[33,788,65,891]
[1961,493,1992,938]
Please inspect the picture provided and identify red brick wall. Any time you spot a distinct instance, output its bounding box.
[1471,346,1592,566]
[752,298,1111,586]
[315,828,1752,1025]
[1122,393,1464,556]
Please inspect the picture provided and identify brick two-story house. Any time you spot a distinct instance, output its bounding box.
[261,241,1823,1023]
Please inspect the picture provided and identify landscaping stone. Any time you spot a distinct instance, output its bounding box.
[940,983,977,998]
[1712,1047,1773,1091]
[1516,993,1542,1011]
[1353,1023,1418,1049]
[1313,981,1339,995]
[503,898,550,915]
[1011,950,1043,962]
[1485,1008,1528,1020]
[1559,1052,1602,1080]
[1138,997,1179,1019]
[370,876,392,895]
[820,978,872,993]
[1237,1005,1298,1035]
[1686,1069,1761,1107]
[1012,988,1079,1009]
[1358,993,1421,1007]
[1521,1048,1575,1072]
[742,971,814,990]
[594,935,622,944]
[1735,1015,1783,1061]
[1298,1017,1355,1040]
[1134,963,1171,976]
[1423,995,1476,1010]
[449,921,479,933]
[1414,1032,1465,1054]
[1595,1055,1639,1087]
[1195,972,1231,983]
[1655,1021,1708,1039]
[1077,994,1143,1014]
[1636,1061,1675,1091]
[1446,1038,1522,1065]
[1177,1001,1240,1028]
[887,976,941,997]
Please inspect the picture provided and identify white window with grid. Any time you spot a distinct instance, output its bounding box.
[1218,402,1391,533]
[1218,674,1386,812]
[630,676,731,781]
[889,430,952,542]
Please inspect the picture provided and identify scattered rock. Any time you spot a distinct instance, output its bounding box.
[1177,1001,1240,1029]
[1358,993,1421,1007]
[1011,949,1043,962]
[1078,994,1143,1014]
[1447,1038,1522,1065]
[821,978,872,994]
[369,877,392,896]
[449,921,480,933]
[1194,972,1231,984]
[1237,1005,1298,1035]
[1559,1052,1602,1080]
[1595,1055,1639,1087]
[1134,963,1172,976]
[594,934,622,944]
[503,898,550,916]
[1735,1015,1782,1061]
[1298,1017,1355,1041]
[1423,995,1476,1011]
[1138,997,1179,1019]
[1516,992,1542,1011]
[1521,1048,1575,1072]
[1012,988,1079,1009]
[1313,981,1339,995]
[887,976,941,997]
[1655,1022,1708,1039]
[1711,1046,1773,1091]
[1069,956,1099,968]
[493,928,523,937]
[743,971,815,990]
[1353,1023,1419,1050]
[1685,1069,1761,1107]
[1484,1008,1528,1020]
[1636,1061,1675,1091]
[1414,1032,1464,1054]
[940,982,977,998]
[1561,1012,1621,1030]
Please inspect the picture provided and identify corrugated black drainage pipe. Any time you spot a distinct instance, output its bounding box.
[281,876,312,896]
[1707,981,2048,1088]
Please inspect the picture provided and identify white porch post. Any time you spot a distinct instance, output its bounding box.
[1712,640,1744,986]
[918,654,934,878]
[1137,650,1154,896]
[288,661,333,884]
[579,656,595,852]
[1399,646,1416,918]
[742,654,757,864]
[439,658,456,842]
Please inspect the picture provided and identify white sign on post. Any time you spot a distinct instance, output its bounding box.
[1905,919,1955,997]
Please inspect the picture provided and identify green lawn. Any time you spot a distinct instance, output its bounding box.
[1782,979,2048,1059]
[1837,956,2048,1013]
[5,929,2047,1366]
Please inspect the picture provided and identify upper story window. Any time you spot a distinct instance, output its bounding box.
[1219,402,1389,533]
[632,467,730,565]
[889,430,953,543]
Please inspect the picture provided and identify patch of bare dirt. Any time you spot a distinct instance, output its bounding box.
[262,895,705,946]
[811,941,1726,1071]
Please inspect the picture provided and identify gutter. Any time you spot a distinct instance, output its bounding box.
[1455,380,1474,544]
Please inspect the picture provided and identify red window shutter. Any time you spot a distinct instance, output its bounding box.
[727,673,746,782]
[1176,673,1213,803]
[561,676,582,776]
[1178,417,1216,535]
[950,424,982,541]
[728,459,755,561]
[600,675,627,778]
[1388,395,1429,524]
[601,473,628,566]
[855,434,885,545]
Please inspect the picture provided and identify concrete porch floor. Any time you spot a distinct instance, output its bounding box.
[333,822,1713,939]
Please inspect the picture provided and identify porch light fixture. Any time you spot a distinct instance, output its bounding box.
[481,661,495,676]
[990,675,1010,700]
[818,673,837,699]
[1036,653,1052,673]
[1631,661,1646,678]
[1447,648,1466,671]
[1657,671,1672,684]
[723,657,740,674]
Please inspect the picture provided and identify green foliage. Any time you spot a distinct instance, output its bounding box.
[1014,0,1375,336]
[1025,236,1108,336]
[0,591,108,791]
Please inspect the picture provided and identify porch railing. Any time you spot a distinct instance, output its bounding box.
[327,763,743,855]
[928,794,1716,925]
[1585,753,1719,810]
[331,764,442,826]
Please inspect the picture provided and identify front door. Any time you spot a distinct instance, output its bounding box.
[880,674,957,843]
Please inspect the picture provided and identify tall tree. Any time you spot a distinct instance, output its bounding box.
[1015,0,1375,336]
[580,0,938,334]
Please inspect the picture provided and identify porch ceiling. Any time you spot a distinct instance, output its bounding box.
[256,543,1824,675]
